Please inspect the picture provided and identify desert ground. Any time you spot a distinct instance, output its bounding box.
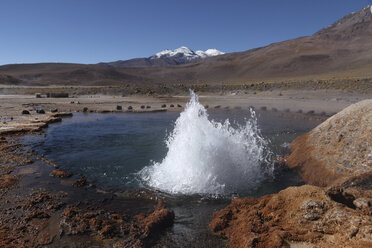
[1,87,371,133]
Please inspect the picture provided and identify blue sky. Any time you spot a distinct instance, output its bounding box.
[0,0,370,65]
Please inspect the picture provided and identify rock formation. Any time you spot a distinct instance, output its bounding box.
[287,99,372,186]
[211,182,372,248]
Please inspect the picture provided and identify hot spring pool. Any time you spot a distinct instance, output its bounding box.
[21,93,322,247]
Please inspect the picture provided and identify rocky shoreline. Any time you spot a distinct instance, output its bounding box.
[0,115,175,247]
[210,100,372,248]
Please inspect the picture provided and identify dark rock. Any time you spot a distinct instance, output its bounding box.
[22,110,30,115]
[83,107,88,112]
[326,187,356,209]
[36,109,45,114]
[141,105,145,109]
[116,105,122,110]
[146,105,151,109]
[177,104,182,108]
[170,104,174,108]
[307,110,315,115]
[50,108,58,113]
[161,104,166,108]
[128,106,133,110]
[47,92,69,98]
[52,112,73,118]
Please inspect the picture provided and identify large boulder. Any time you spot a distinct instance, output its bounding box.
[287,99,372,186]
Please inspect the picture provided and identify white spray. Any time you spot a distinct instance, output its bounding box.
[139,90,272,195]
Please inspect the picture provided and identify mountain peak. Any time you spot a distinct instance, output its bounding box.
[315,5,372,40]
[151,46,224,60]
[205,48,225,56]
[365,5,372,14]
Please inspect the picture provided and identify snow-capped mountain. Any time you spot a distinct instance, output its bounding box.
[151,46,224,60]
[152,46,196,59]
[100,46,225,68]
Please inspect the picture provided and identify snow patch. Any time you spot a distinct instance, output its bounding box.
[205,49,225,56]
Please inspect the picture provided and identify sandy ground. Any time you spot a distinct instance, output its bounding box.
[0,88,371,134]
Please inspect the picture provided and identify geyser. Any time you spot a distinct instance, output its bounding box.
[139,90,272,195]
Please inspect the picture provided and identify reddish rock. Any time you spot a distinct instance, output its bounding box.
[99,223,115,238]
[26,193,51,207]
[25,159,33,164]
[50,169,72,178]
[210,184,372,248]
[72,176,87,187]
[89,217,102,231]
[26,210,50,221]
[0,175,18,188]
[0,226,19,248]
[142,199,175,236]
[287,100,372,186]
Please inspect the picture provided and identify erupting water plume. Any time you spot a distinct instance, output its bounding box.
[139,90,272,195]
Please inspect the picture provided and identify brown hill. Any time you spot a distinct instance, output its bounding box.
[1,6,372,86]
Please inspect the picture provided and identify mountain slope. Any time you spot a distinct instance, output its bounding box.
[144,5,372,83]
[1,6,372,86]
